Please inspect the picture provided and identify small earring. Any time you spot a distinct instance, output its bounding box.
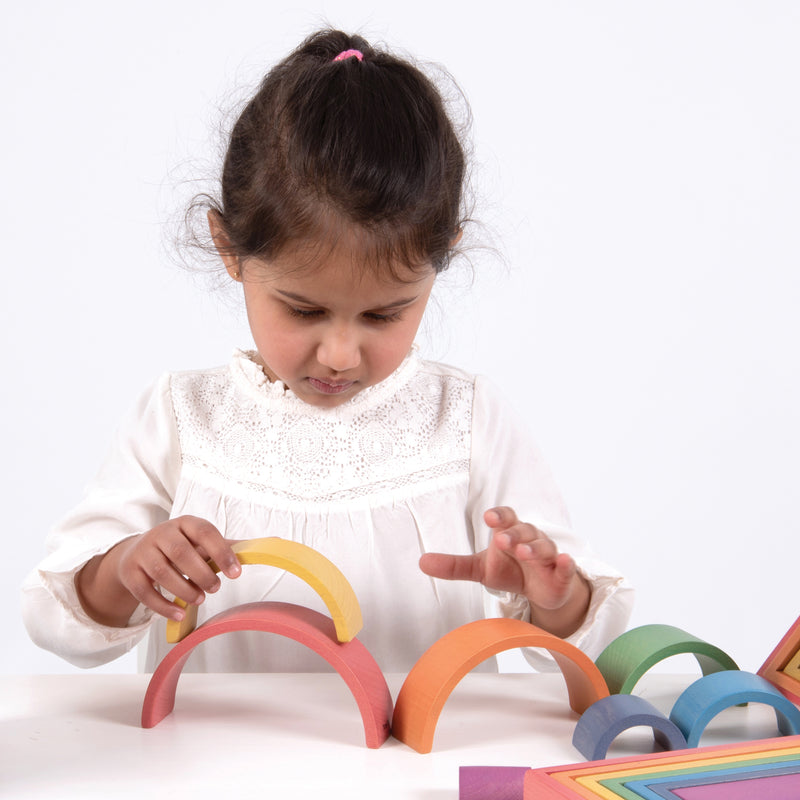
[233,270,241,280]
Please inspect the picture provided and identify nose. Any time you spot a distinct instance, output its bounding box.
[317,323,361,373]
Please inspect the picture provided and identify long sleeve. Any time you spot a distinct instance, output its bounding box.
[467,376,634,670]
[21,374,181,668]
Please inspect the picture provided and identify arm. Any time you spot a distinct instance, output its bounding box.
[22,375,203,666]
[421,375,632,660]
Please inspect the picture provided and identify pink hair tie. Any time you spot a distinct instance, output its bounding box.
[333,49,364,62]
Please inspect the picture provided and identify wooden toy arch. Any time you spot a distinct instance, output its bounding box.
[594,624,740,695]
[391,617,609,754]
[669,670,800,748]
[571,693,688,760]
[143,601,393,749]
[166,537,363,644]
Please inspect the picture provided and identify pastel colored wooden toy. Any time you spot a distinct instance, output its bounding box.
[522,734,800,799]
[594,624,739,696]
[627,760,800,800]
[600,754,800,800]
[579,749,800,800]
[759,613,800,704]
[165,537,363,644]
[668,669,800,748]
[572,693,687,761]
[783,647,800,681]
[143,601,393,749]
[459,766,529,800]
[653,772,800,800]
[391,617,609,754]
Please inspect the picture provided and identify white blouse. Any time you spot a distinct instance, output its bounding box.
[22,350,633,673]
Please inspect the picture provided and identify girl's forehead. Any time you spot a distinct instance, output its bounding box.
[248,234,435,289]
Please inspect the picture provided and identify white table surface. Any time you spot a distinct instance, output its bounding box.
[0,672,784,799]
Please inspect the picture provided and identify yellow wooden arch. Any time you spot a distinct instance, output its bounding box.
[165,537,363,644]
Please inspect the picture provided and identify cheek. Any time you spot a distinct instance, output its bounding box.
[257,328,309,365]
[368,321,421,368]
[246,309,310,368]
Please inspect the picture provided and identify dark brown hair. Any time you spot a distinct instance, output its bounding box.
[205,29,468,277]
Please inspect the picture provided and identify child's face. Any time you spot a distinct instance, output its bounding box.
[235,242,436,408]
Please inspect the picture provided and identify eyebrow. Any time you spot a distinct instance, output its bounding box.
[276,290,420,310]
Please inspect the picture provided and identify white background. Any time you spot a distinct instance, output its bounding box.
[3,1,798,675]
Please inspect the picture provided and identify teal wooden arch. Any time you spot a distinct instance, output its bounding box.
[669,670,800,748]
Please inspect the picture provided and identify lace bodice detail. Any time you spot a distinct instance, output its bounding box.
[169,350,474,507]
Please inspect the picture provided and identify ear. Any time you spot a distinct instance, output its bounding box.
[450,228,464,247]
[207,210,243,282]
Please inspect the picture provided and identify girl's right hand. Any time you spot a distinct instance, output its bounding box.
[76,516,242,627]
[116,516,243,621]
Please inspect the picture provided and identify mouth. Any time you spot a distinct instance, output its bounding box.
[307,377,356,395]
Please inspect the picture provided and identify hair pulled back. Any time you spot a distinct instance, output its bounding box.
[210,29,467,276]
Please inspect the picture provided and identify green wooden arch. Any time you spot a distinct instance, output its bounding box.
[595,624,740,695]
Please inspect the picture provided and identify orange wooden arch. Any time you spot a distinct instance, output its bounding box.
[142,601,393,749]
[392,617,609,753]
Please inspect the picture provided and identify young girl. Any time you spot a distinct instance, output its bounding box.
[22,29,632,673]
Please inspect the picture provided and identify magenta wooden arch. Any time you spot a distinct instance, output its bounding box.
[141,601,393,748]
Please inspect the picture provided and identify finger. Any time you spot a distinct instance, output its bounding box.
[552,552,578,584]
[124,569,193,621]
[484,506,520,530]
[157,527,224,595]
[419,552,483,583]
[180,516,242,580]
[514,535,559,565]
[494,522,549,551]
[143,549,209,606]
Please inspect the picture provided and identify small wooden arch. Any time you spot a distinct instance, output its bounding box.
[166,537,363,644]
[143,601,392,749]
[669,670,800,748]
[391,617,609,753]
[595,624,740,695]
[572,693,687,760]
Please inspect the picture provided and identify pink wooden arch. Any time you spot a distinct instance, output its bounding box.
[141,601,393,748]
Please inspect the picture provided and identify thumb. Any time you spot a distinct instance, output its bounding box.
[419,552,483,583]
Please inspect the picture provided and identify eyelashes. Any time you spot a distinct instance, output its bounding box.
[286,306,324,319]
[364,310,403,323]
[286,306,403,324]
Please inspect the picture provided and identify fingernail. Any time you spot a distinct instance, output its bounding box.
[227,562,242,578]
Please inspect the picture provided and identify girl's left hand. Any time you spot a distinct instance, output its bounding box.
[418,506,591,638]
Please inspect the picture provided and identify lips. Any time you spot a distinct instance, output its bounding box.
[308,377,356,395]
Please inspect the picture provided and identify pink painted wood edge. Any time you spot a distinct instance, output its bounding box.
[392,617,609,753]
[141,601,393,748]
[759,614,800,704]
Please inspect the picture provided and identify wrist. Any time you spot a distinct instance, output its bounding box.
[527,572,591,639]
[75,538,141,628]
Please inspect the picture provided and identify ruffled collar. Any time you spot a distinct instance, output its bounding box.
[229,347,422,417]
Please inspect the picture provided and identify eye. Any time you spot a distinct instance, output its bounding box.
[287,306,324,320]
[363,310,403,324]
